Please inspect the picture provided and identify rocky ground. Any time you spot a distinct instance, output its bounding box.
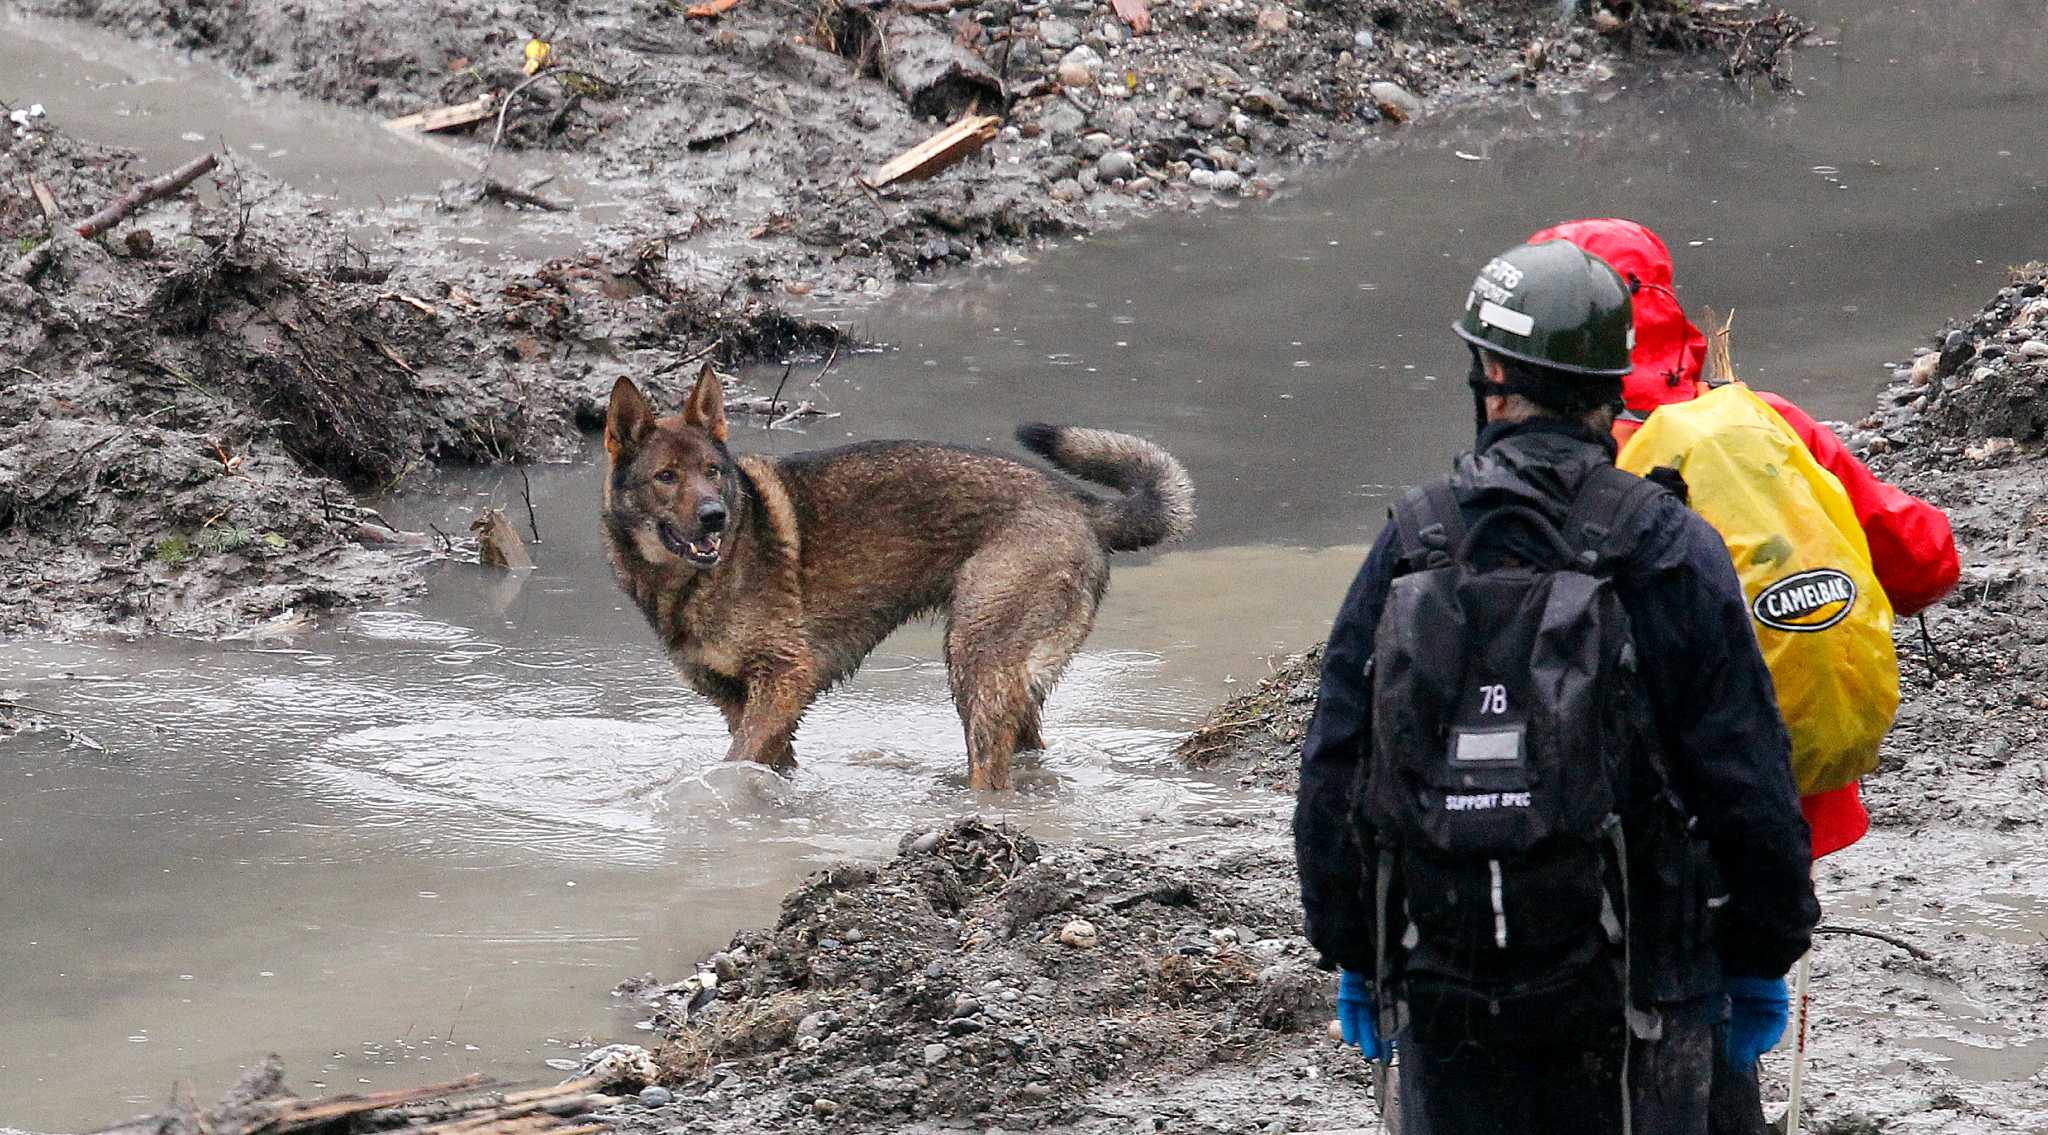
[1,0,1802,637]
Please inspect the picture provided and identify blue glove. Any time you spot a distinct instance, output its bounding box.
[1335,971,1389,1060]
[1724,976,1790,1070]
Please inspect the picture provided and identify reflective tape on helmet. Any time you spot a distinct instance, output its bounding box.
[1477,300,1535,338]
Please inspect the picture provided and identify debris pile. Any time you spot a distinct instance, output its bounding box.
[1176,643,1321,792]
[1855,261,2048,464]
[88,1058,652,1135]
[32,0,1805,288]
[0,121,839,635]
[615,817,1343,1132]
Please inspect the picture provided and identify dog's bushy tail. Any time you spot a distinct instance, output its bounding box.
[1017,423,1195,552]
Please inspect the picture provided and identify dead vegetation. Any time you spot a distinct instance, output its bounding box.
[90,1059,640,1135]
[1594,0,1812,85]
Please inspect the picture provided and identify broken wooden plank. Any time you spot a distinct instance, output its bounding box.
[869,113,1000,187]
[30,178,61,224]
[385,94,499,134]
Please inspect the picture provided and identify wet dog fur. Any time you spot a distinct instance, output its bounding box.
[602,364,1194,790]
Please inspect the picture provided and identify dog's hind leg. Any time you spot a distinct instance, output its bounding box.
[946,532,1106,790]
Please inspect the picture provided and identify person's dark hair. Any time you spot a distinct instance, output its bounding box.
[1482,346,1622,417]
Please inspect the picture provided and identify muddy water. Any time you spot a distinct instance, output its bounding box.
[0,12,601,262]
[5,0,2048,1126]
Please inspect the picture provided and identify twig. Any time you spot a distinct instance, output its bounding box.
[1813,924,1935,962]
[814,330,843,384]
[767,361,793,416]
[8,152,219,280]
[518,466,542,544]
[1918,613,1944,678]
[428,523,457,553]
[481,180,569,212]
[482,68,613,171]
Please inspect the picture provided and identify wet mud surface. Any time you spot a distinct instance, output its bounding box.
[2,0,1791,636]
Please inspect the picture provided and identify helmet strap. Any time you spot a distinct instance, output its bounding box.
[1466,348,1497,435]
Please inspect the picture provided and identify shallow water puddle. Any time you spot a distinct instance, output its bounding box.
[0,450,1363,1123]
[6,0,2048,1126]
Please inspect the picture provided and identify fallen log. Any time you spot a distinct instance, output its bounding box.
[385,94,499,134]
[8,151,219,280]
[244,1074,498,1134]
[869,113,1000,187]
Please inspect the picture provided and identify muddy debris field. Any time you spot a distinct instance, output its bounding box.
[6,0,2048,1134]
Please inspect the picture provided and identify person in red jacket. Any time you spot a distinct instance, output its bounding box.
[1527,217,1961,1133]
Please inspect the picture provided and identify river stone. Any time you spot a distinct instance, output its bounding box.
[1210,170,1245,193]
[1189,168,1217,188]
[2019,339,2048,359]
[1939,329,1976,373]
[1077,131,1115,159]
[1059,45,1103,86]
[1039,100,1087,137]
[1059,918,1101,947]
[1369,80,1423,120]
[1096,150,1138,181]
[924,1042,951,1065]
[1039,18,1081,49]
[1242,85,1290,116]
[638,1086,674,1107]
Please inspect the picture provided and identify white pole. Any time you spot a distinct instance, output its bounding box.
[1784,951,1813,1135]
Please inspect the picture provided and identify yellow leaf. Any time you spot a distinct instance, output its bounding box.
[523,39,553,75]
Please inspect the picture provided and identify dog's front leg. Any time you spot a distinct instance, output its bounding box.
[725,670,811,770]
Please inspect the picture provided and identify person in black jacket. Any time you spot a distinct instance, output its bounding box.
[1294,240,1819,1134]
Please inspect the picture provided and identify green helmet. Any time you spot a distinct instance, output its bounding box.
[1452,240,1634,377]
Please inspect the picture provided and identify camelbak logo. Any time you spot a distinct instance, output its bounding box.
[1753,568,1857,633]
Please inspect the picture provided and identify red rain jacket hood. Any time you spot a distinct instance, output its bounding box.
[1528,218,1709,414]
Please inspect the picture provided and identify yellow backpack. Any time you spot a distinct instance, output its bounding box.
[1618,383,1898,796]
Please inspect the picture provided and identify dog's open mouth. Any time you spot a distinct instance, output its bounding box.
[658,520,722,567]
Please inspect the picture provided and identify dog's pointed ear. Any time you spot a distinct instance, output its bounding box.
[682,362,729,443]
[606,376,656,460]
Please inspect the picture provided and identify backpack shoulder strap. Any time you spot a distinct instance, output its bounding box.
[1389,479,1467,571]
[1563,465,1669,567]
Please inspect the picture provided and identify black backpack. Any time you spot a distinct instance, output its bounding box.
[1362,464,1672,1045]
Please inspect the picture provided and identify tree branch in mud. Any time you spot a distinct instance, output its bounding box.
[8,151,219,280]
[1813,924,1937,963]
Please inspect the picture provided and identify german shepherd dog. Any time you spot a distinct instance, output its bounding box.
[602,365,1194,790]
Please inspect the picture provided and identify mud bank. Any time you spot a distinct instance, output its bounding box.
[0,123,839,637]
[3,0,1797,636]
